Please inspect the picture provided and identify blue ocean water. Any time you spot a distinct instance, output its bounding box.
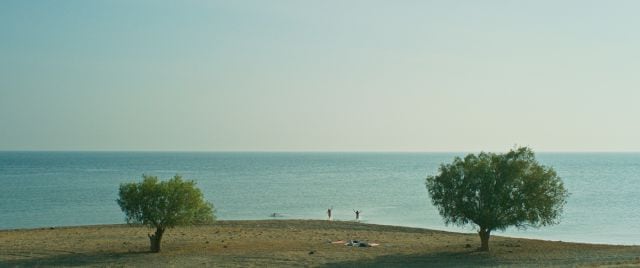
[1,152,638,245]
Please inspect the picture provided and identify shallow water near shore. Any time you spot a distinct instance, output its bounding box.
[1,151,639,245]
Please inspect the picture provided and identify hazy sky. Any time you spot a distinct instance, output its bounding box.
[2,1,639,152]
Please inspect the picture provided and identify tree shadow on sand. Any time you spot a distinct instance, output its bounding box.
[1,251,150,267]
[319,250,507,268]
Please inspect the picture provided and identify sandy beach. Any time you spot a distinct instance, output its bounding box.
[1,220,639,267]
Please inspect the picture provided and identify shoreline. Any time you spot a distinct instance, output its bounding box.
[1,220,635,247]
[2,219,639,267]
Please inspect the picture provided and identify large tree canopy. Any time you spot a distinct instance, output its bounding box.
[117,175,215,252]
[426,147,568,251]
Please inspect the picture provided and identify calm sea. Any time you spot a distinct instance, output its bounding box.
[1,152,638,245]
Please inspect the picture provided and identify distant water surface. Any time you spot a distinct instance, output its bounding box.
[1,152,638,245]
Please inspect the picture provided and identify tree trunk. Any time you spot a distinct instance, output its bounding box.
[148,227,165,253]
[478,228,491,251]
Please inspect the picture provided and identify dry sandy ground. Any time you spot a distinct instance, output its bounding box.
[1,220,640,267]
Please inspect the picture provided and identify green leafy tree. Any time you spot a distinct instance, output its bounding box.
[426,147,568,251]
[117,175,215,252]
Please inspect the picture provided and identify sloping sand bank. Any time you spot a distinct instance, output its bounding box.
[2,220,639,267]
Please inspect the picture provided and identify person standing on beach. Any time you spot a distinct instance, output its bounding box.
[327,207,333,221]
[354,210,361,221]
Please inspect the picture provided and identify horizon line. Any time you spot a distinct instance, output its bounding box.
[1,149,639,154]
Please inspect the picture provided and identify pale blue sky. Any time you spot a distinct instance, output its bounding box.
[1,1,639,152]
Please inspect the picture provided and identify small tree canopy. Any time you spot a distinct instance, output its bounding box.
[117,175,215,252]
[426,147,568,250]
[117,175,215,228]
